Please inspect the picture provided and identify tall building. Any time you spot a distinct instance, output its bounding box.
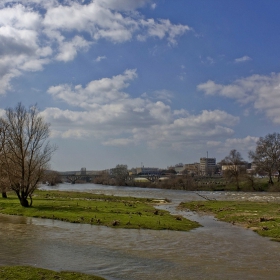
[200,157,216,176]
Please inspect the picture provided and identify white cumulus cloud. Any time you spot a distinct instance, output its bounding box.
[43,70,240,152]
[234,55,252,63]
[95,55,107,62]
[197,72,280,124]
[0,0,191,95]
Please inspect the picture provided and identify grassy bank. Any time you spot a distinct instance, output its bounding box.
[180,200,280,241]
[0,266,105,280]
[0,190,200,231]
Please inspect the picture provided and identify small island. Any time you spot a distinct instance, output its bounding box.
[0,190,200,231]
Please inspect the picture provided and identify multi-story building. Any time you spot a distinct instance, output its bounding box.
[200,157,216,176]
[221,161,250,174]
[174,163,185,173]
[136,167,161,175]
[168,163,185,174]
[184,163,200,175]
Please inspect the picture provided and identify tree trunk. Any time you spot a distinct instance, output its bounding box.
[2,192,7,198]
[236,184,240,191]
[235,174,240,191]
[268,173,274,185]
[14,190,31,207]
[29,194,33,207]
[20,197,30,207]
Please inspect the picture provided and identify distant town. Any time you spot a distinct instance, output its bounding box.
[56,156,254,185]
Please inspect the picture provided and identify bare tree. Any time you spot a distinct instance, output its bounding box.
[93,170,110,185]
[220,149,245,191]
[249,133,280,185]
[0,125,10,198]
[0,103,56,207]
[111,164,128,186]
[0,158,9,198]
[43,170,61,186]
[0,168,10,198]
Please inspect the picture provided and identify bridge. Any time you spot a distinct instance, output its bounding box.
[127,174,163,182]
[58,169,169,184]
[58,170,101,184]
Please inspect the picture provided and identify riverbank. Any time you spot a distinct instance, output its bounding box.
[93,175,280,192]
[2,185,280,280]
[0,190,200,231]
[0,266,105,280]
[180,200,280,241]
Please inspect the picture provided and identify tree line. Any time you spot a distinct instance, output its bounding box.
[98,133,280,192]
[221,133,280,190]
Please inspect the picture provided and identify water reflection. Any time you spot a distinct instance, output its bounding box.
[0,184,280,279]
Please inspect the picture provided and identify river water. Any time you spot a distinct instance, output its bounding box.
[1,184,280,279]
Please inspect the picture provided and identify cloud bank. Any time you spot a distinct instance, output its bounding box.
[42,69,241,153]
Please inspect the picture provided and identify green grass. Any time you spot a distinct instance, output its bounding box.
[0,190,200,231]
[0,266,105,280]
[180,200,280,241]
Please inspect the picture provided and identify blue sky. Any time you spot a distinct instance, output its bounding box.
[1,0,280,171]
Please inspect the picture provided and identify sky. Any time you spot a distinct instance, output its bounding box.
[1,0,280,171]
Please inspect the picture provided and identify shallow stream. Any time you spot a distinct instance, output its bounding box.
[1,184,280,279]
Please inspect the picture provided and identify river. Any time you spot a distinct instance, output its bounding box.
[1,183,280,279]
